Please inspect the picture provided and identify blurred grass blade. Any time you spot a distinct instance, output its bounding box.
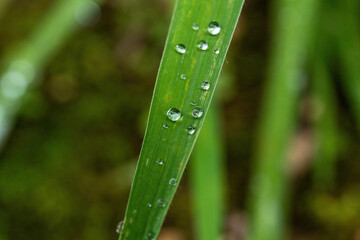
[119,0,244,239]
[0,0,101,146]
[337,0,360,127]
[191,103,226,240]
[312,53,338,188]
[248,0,320,239]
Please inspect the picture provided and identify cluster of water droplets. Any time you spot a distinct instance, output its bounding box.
[116,221,124,234]
[175,21,221,55]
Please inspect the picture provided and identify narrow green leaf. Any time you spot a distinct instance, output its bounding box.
[119,0,245,239]
[0,0,101,146]
[191,103,226,240]
[248,0,320,239]
[336,0,360,127]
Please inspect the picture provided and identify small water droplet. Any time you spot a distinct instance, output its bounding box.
[157,159,164,165]
[175,44,186,54]
[197,41,208,51]
[169,178,177,186]
[190,101,196,106]
[192,107,204,118]
[180,74,187,80]
[167,108,182,121]
[187,126,196,135]
[116,221,124,234]
[201,81,210,91]
[147,203,152,208]
[214,49,220,55]
[192,23,199,30]
[147,232,155,240]
[157,199,167,208]
[163,124,169,129]
[208,21,221,35]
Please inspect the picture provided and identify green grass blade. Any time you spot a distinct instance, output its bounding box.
[336,0,360,127]
[0,0,101,146]
[191,103,226,240]
[312,54,338,188]
[119,0,245,239]
[248,0,320,239]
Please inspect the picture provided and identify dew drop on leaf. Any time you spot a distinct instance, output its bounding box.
[167,108,181,121]
[214,49,220,55]
[163,124,169,129]
[169,178,177,186]
[192,23,199,30]
[187,126,196,135]
[115,221,124,234]
[192,107,204,118]
[197,40,208,51]
[201,81,210,91]
[180,74,187,80]
[157,199,167,208]
[147,203,152,208]
[175,44,186,54]
[157,159,164,165]
[208,21,221,35]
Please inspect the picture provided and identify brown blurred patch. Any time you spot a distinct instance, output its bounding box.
[158,228,186,240]
[225,211,247,240]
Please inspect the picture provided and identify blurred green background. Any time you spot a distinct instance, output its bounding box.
[0,0,359,239]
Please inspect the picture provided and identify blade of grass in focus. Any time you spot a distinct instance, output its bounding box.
[0,0,101,147]
[336,0,360,127]
[191,102,226,240]
[248,0,320,239]
[119,0,245,239]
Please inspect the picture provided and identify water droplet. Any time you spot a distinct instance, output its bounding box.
[190,101,196,106]
[214,49,220,55]
[167,108,181,121]
[169,178,177,186]
[157,159,164,165]
[163,124,169,129]
[208,21,221,35]
[180,74,187,80]
[75,0,101,27]
[147,232,155,240]
[147,203,152,208]
[175,44,186,54]
[201,81,210,91]
[116,221,124,234]
[192,23,199,30]
[157,199,167,208]
[197,41,208,51]
[187,126,196,135]
[192,107,204,118]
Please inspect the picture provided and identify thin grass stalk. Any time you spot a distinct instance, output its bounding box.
[191,102,226,240]
[248,0,320,239]
[0,0,101,147]
[119,0,245,239]
[336,0,360,127]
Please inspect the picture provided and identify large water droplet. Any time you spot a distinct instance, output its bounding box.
[180,74,187,80]
[192,107,204,118]
[192,23,199,30]
[208,21,221,35]
[175,44,186,54]
[116,221,124,234]
[187,126,196,135]
[197,41,208,51]
[157,159,164,165]
[169,178,177,186]
[157,199,167,208]
[201,81,210,91]
[167,108,181,121]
